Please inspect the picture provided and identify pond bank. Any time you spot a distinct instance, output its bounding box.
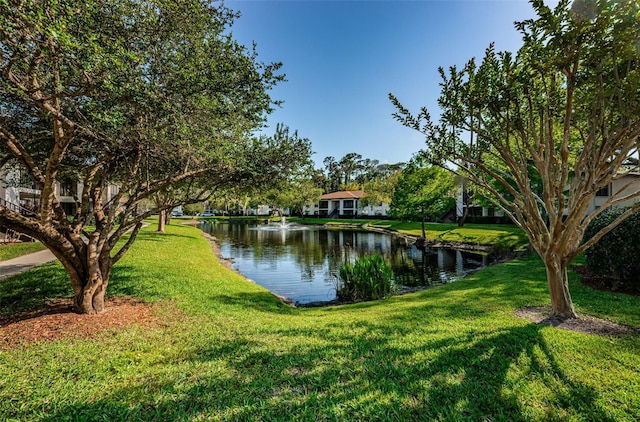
[195,220,512,308]
[354,224,498,253]
[199,229,296,306]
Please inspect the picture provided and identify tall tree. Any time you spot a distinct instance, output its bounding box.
[322,156,341,193]
[338,152,363,189]
[0,0,300,314]
[321,153,400,193]
[391,0,640,318]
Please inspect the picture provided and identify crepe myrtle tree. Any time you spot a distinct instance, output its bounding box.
[390,0,640,319]
[0,0,307,314]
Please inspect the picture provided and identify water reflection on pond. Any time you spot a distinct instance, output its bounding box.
[200,221,494,306]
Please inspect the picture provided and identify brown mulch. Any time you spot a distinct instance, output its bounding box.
[515,306,639,337]
[0,297,162,350]
[0,231,238,351]
[514,265,639,337]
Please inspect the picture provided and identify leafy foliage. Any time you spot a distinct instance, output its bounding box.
[584,207,640,292]
[320,153,404,194]
[0,0,311,313]
[390,156,456,223]
[336,255,395,302]
[390,0,640,318]
[256,125,321,216]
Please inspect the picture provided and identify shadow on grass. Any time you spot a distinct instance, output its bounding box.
[107,265,160,299]
[2,249,632,420]
[35,320,613,421]
[2,231,636,421]
[0,262,70,319]
[0,262,155,325]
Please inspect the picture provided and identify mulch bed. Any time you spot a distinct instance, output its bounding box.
[0,297,161,350]
[513,265,639,337]
[515,305,639,337]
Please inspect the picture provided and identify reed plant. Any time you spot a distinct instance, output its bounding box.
[336,254,395,302]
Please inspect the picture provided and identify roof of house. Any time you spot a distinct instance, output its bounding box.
[320,190,365,200]
[618,171,640,177]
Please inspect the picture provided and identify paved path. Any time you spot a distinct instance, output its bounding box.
[0,249,57,280]
[0,222,151,280]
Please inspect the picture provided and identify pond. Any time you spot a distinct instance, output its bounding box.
[200,221,495,306]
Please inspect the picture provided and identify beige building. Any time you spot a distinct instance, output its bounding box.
[590,172,640,214]
[456,171,640,222]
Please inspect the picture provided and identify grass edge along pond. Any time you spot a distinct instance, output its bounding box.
[1,223,639,421]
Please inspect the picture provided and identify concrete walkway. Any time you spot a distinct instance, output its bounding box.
[0,222,152,280]
[0,249,57,280]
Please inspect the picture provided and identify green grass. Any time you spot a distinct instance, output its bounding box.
[290,217,530,251]
[0,242,46,262]
[192,215,269,223]
[1,224,639,421]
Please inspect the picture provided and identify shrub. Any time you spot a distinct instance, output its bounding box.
[583,207,640,292]
[336,255,395,302]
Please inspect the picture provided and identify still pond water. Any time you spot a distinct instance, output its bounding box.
[200,221,494,306]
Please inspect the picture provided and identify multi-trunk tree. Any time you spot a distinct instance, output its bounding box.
[391,0,640,318]
[0,0,307,314]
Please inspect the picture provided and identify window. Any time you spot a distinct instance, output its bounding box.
[16,171,36,189]
[343,200,354,208]
[60,180,76,197]
[319,200,328,209]
[596,184,610,197]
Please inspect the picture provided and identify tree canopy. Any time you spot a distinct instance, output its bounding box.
[319,153,404,194]
[390,156,456,227]
[391,0,640,318]
[248,125,320,216]
[0,0,309,313]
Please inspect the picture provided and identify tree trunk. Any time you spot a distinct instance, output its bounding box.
[157,209,166,233]
[543,255,577,319]
[73,272,109,314]
[53,232,116,315]
[71,249,112,314]
[458,201,470,227]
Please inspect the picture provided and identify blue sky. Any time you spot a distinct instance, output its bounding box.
[228,0,559,167]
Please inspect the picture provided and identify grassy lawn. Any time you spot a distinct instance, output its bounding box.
[290,217,530,251]
[0,242,46,262]
[1,224,639,421]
